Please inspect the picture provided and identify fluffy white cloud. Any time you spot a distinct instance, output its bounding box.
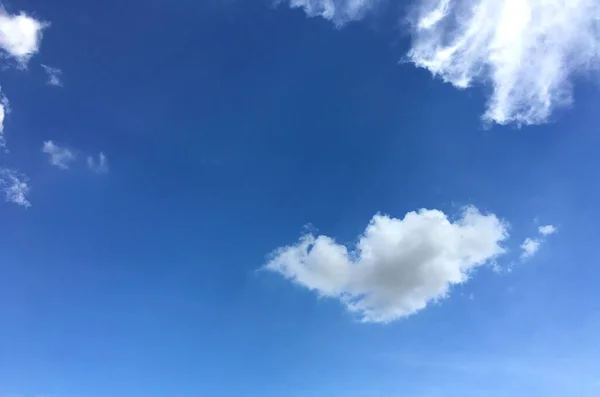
[520,237,541,260]
[539,224,557,236]
[284,0,374,26]
[41,64,63,86]
[0,10,45,64]
[265,206,508,323]
[0,168,30,207]
[0,11,48,209]
[520,224,558,260]
[408,0,600,125]
[282,0,600,125]
[0,11,45,149]
[87,152,108,174]
[42,140,75,169]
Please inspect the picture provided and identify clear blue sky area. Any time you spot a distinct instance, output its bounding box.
[1,1,600,396]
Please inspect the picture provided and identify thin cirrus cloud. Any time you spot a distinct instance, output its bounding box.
[408,0,600,125]
[41,64,63,86]
[283,0,600,126]
[87,152,109,174]
[0,168,31,207]
[41,141,109,174]
[265,206,508,323]
[42,140,75,169]
[520,224,557,260]
[285,0,375,26]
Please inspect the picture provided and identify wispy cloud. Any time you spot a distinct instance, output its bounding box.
[0,91,9,149]
[41,64,63,86]
[539,224,557,236]
[0,10,46,65]
[265,206,508,323]
[283,0,375,26]
[42,141,109,175]
[87,152,108,174]
[42,140,75,169]
[281,0,600,126]
[408,0,600,125]
[0,168,31,207]
[520,224,558,260]
[520,237,541,260]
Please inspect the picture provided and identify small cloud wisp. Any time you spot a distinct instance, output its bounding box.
[520,224,558,260]
[41,64,63,86]
[0,168,30,207]
[87,152,108,174]
[42,140,75,169]
[283,0,375,26]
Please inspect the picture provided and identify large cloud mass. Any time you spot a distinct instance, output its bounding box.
[265,206,508,322]
[408,0,600,125]
[283,0,600,125]
[0,10,45,63]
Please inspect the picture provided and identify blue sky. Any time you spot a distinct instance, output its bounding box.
[1,0,600,396]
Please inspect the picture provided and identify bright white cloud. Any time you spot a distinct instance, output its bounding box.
[41,64,63,86]
[520,237,541,260]
[0,11,46,150]
[0,92,9,149]
[265,206,508,323]
[520,224,558,260]
[0,168,30,207]
[0,10,45,64]
[42,140,75,169]
[539,224,557,236]
[87,152,108,174]
[408,0,600,125]
[0,11,48,209]
[284,0,375,26]
[282,0,600,125]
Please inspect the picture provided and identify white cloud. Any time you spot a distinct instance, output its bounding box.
[520,224,558,260]
[41,64,63,86]
[0,11,48,209]
[0,11,46,153]
[87,152,108,174]
[284,0,375,26]
[265,206,508,323]
[407,0,600,125]
[42,140,75,169]
[539,224,557,236]
[0,10,45,64]
[0,168,30,207]
[520,237,541,260]
[281,0,600,125]
[0,92,9,149]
